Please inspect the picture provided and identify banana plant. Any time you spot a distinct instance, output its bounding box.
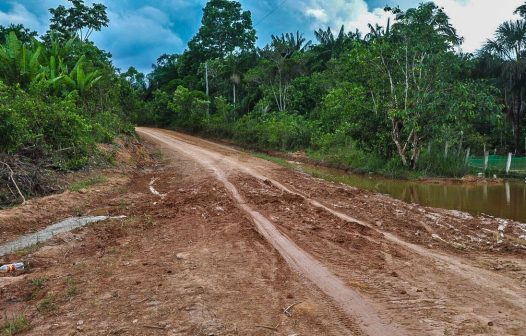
[62,55,102,95]
[37,38,101,95]
[0,32,43,87]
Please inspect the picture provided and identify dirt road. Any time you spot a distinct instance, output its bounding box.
[137,128,526,335]
[1,128,525,335]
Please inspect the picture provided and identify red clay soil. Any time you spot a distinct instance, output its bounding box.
[0,127,525,336]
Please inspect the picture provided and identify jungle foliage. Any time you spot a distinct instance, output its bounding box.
[0,0,140,205]
[139,1,526,177]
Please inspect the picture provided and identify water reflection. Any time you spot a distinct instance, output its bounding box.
[298,165,526,223]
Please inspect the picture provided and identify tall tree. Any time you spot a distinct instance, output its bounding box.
[46,0,109,42]
[188,0,256,60]
[348,3,464,168]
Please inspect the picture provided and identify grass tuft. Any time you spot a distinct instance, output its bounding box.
[69,175,107,192]
[1,314,31,335]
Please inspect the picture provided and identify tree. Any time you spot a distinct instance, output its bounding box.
[121,67,146,92]
[169,86,210,131]
[344,3,465,168]
[482,19,526,153]
[0,24,38,45]
[47,0,109,42]
[271,32,312,57]
[188,0,256,60]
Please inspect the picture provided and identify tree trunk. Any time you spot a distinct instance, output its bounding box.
[409,134,421,170]
[391,127,408,167]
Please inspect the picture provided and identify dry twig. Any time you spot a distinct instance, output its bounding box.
[142,324,166,330]
[0,160,26,204]
[283,301,302,317]
[255,324,279,332]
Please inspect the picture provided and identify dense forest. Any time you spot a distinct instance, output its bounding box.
[139,0,526,177]
[0,1,136,204]
[1,0,526,200]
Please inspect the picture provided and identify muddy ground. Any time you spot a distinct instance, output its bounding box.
[0,128,525,336]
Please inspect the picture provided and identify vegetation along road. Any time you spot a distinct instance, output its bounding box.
[2,0,526,334]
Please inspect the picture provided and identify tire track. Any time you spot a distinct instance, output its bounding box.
[143,128,526,307]
[138,128,407,336]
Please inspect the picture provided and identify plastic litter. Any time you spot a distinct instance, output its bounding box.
[0,262,24,273]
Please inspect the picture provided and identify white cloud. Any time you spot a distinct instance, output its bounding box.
[296,0,392,35]
[297,0,524,52]
[435,0,523,52]
[305,8,329,23]
[0,3,47,33]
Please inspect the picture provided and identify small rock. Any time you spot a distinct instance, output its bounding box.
[487,321,494,326]
[400,290,407,295]
[132,319,138,324]
[77,320,84,326]
[78,188,88,194]
[176,252,189,260]
[416,288,423,292]
[146,300,160,307]
[390,271,399,277]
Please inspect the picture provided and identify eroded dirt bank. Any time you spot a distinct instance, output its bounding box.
[1,128,525,335]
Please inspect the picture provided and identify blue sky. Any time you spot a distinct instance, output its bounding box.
[0,0,523,73]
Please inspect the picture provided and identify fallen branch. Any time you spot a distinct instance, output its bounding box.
[142,324,166,330]
[255,324,279,332]
[283,301,302,317]
[0,161,26,204]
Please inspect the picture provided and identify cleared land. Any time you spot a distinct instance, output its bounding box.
[0,128,525,335]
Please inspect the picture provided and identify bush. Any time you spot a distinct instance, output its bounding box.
[0,81,133,170]
[0,83,29,153]
[416,149,469,177]
[233,111,313,150]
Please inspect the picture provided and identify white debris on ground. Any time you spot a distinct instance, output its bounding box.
[497,219,508,243]
[149,177,167,198]
[0,216,127,256]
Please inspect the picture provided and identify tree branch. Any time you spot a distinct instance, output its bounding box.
[0,161,26,204]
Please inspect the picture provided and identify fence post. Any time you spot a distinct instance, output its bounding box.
[484,151,489,171]
[465,148,470,165]
[506,152,512,174]
[444,141,449,158]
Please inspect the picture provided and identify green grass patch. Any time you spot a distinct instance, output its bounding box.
[69,175,107,192]
[252,152,296,169]
[66,277,78,297]
[1,314,31,335]
[30,277,48,291]
[36,296,56,315]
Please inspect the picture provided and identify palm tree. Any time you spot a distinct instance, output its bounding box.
[314,25,350,57]
[271,31,312,58]
[482,20,526,152]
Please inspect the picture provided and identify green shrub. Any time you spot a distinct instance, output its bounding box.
[169,86,210,132]
[416,149,469,177]
[0,82,30,153]
[1,314,31,335]
[233,111,313,150]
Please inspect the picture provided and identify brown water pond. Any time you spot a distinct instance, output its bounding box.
[294,164,526,223]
